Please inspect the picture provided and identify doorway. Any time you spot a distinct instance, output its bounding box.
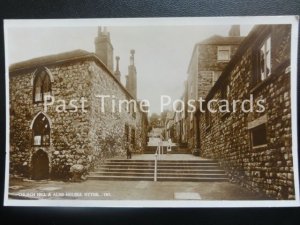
[31,149,49,180]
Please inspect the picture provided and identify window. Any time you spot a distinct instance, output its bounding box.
[219,81,231,117]
[131,103,136,118]
[32,113,50,146]
[33,70,52,103]
[253,36,272,86]
[205,108,211,129]
[212,71,222,84]
[250,124,267,148]
[220,82,230,103]
[131,128,135,148]
[259,37,271,81]
[124,124,129,142]
[217,46,231,61]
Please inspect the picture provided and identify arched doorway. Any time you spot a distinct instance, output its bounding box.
[31,149,49,180]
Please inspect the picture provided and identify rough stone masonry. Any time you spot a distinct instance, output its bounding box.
[200,25,294,200]
[9,50,148,180]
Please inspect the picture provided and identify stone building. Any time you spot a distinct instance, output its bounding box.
[9,28,148,180]
[186,25,244,154]
[165,111,175,141]
[199,24,294,199]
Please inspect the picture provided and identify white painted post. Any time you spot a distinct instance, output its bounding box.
[154,153,157,182]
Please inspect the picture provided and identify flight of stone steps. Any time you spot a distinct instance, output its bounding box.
[87,159,228,182]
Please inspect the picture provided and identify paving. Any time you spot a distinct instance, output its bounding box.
[9,178,268,201]
[8,154,269,201]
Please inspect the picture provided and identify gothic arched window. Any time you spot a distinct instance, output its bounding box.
[33,69,51,103]
[32,113,50,146]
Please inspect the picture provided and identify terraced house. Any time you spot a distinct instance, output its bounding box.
[165,24,294,200]
[199,24,294,199]
[186,25,244,154]
[9,27,148,180]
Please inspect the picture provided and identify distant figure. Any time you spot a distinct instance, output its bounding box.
[160,134,164,141]
[127,144,132,159]
[167,138,172,154]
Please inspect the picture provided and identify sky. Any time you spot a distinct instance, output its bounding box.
[7,24,253,114]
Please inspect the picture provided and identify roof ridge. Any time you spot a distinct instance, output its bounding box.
[9,49,92,72]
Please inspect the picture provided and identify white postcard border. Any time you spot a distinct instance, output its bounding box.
[4,15,299,207]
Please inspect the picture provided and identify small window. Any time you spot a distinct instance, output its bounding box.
[131,103,136,118]
[32,113,50,146]
[220,82,230,104]
[253,36,272,85]
[205,108,211,129]
[131,128,136,148]
[33,70,52,103]
[251,124,267,147]
[219,81,231,117]
[218,46,231,61]
[259,37,271,81]
[212,71,222,84]
[124,124,129,142]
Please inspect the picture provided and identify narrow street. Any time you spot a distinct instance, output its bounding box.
[9,153,269,201]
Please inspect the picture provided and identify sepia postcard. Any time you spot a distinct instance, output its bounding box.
[4,16,299,207]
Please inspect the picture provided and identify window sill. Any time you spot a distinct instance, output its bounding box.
[250,75,273,94]
[252,144,267,149]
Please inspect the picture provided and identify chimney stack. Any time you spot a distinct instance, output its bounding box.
[114,56,121,81]
[126,49,137,99]
[94,26,114,71]
[228,25,240,37]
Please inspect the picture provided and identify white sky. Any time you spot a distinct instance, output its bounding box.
[7,25,253,113]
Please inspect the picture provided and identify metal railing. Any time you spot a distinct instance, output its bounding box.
[154,141,163,182]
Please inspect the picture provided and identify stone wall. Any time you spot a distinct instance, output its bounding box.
[10,60,93,179]
[199,25,294,199]
[9,55,147,180]
[186,38,242,150]
[197,44,240,98]
[88,60,145,163]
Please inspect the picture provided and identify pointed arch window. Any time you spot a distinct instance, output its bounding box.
[33,69,52,103]
[32,113,50,146]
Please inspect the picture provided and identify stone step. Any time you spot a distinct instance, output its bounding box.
[89,171,227,178]
[97,165,221,170]
[94,168,225,174]
[87,175,228,182]
[89,158,228,182]
[102,162,219,166]
[106,159,217,163]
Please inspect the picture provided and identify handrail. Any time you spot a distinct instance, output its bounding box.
[154,140,163,182]
[154,151,158,182]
